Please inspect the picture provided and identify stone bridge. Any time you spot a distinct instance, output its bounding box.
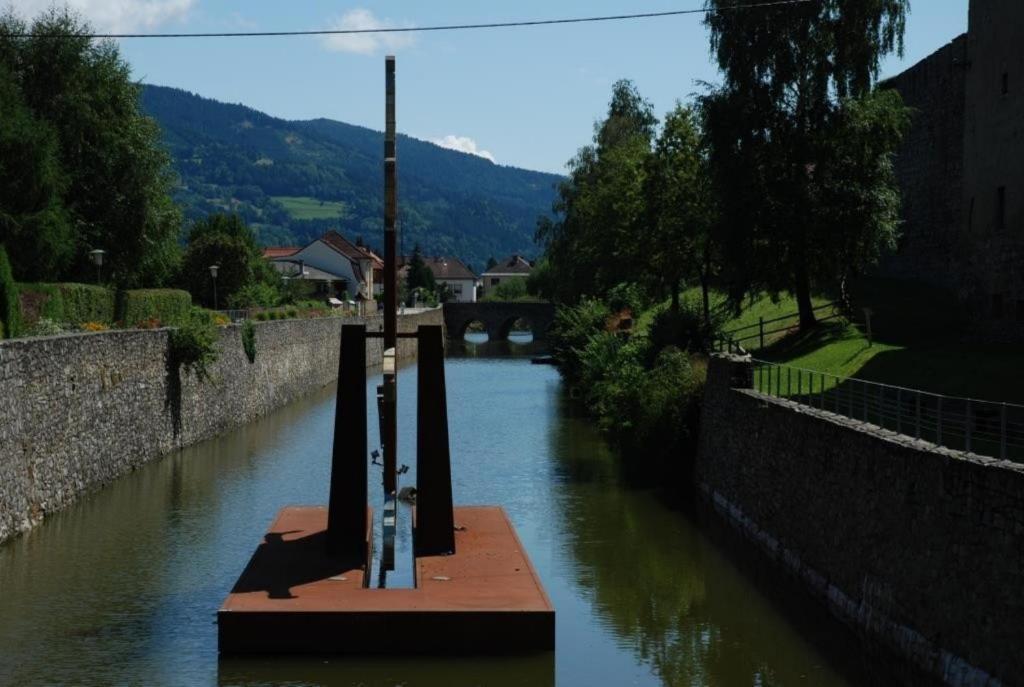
[442,302,556,341]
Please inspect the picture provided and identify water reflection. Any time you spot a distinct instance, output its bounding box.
[0,341,872,686]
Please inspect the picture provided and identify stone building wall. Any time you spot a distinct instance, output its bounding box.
[883,35,968,295]
[961,0,1024,327]
[696,355,1022,685]
[0,309,442,544]
[884,1,1024,336]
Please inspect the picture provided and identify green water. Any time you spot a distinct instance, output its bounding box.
[0,335,874,686]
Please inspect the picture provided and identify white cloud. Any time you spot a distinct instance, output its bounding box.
[431,135,496,163]
[14,0,196,33]
[321,8,414,56]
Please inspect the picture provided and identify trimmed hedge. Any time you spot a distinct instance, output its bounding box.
[0,246,19,339]
[17,283,65,326]
[58,283,115,325]
[117,289,192,327]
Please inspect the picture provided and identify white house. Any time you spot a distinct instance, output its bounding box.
[398,255,480,303]
[480,255,532,298]
[263,231,383,303]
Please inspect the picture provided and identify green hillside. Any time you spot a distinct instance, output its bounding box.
[140,85,562,268]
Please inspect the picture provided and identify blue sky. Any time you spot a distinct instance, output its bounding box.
[17,1,970,173]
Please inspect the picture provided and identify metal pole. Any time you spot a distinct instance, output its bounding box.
[213,278,218,312]
[863,381,868,423]
[382,56,398,497]
[915,392,921,439]
[966,399,973,453]
[896,388,902,434]
[759,317,765,349]
[1000,403,1007,460]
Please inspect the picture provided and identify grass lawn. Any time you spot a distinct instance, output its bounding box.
[757,278,1024,404]
[272,196,348,221]
[637,279,1024,404]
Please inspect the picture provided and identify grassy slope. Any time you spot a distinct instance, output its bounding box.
[272,196,347,221]
[638,279,1023,404]
[758,278,1024,404]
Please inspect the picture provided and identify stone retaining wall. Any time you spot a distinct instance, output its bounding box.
[0,310,442,544]
[696,355,1022,686]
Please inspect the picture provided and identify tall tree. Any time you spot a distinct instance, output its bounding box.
[536,80,656,303]
[0,62,72,281]
[180,214,276,308]
[643,104,717,325]
[0,8,182,287]
[702,0,909,327]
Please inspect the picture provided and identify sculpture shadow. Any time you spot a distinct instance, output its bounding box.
[230,530,365,599]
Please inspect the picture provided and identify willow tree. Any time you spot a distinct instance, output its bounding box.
[702,0,910,327]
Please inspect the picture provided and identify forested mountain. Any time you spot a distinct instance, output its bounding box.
[141,85,561,270]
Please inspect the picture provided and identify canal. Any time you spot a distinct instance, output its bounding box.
[0,335,873,686]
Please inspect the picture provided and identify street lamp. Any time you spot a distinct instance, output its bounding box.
[89,249,106,284]
[209,264,219,310]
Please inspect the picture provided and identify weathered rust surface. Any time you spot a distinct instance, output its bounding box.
[219,506,554,654]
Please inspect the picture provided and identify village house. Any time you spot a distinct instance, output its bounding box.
[480,255,532,298]
[263,231,383,308]
[397,255,480,303]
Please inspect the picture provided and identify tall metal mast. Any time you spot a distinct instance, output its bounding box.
[379,55,399,578]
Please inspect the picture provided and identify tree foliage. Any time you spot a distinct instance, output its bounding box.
[0,8,182,286]
[701,0,910,326]
[536,80,657,303]
[642,104,717,323]
[180,214,278,309]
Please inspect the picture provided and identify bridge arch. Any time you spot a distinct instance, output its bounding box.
[443,302,555,343]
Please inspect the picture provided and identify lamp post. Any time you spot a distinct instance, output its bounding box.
[89,249,106,285]
[209,264,219,311]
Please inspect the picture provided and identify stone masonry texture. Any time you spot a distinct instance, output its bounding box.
[0,310,442,545]
[697,355,1023,686]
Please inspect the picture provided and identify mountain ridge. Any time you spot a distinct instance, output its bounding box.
[140,84,562,270]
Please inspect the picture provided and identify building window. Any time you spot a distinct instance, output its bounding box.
[992,293,1004,319]
[997,186,1007,229]
[492,278,501,286]
[1002,72,1009,95]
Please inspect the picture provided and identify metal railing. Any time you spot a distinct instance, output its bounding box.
[752,359,1024,462]
[714,302,840,353]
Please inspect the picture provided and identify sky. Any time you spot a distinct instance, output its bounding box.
[12,0,971,174]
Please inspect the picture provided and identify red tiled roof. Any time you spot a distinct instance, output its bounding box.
[262,247,300,259]
[482,255,533,276]
[321,230,384,267]
[398,255,478,281]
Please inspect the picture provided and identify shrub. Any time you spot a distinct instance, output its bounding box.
[58,283,115,325]
[17,283,65,328]
[286,308,298,319]
[118,289,192,328]
[168,306,219,381]
[229,281,280,309]
[548,299,612,383]
[80,321,109,332]
[647,304,709,362]
[605,282,645,315]
[0,246,20,339]
[241,320,256,363]
[28,317,63,337]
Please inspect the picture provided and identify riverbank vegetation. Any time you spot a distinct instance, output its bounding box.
[537,2,914,468]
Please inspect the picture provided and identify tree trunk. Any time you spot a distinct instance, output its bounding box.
[700,273,711,332]
[794,262,816,330]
